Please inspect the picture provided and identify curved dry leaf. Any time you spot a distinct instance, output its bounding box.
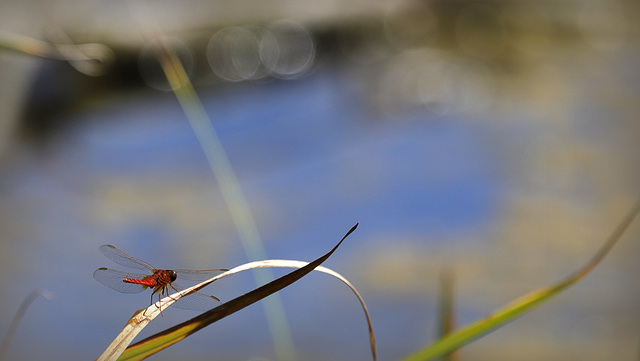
[97,223,365,361]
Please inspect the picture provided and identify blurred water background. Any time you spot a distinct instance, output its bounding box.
[0,0,639,360]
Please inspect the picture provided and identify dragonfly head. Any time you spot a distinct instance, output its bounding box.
[169,270,177,282]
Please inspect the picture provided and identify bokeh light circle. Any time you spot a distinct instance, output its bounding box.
[259,20,315,79]
[207,26,265,82]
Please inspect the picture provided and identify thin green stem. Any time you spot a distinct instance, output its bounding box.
[156,41,297,361]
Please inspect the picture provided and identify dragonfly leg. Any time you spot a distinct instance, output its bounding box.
[165,285,181,305]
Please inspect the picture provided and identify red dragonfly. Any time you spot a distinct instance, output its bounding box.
[93,245,227,310]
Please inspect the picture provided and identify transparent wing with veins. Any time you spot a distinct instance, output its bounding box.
[98,245,228,280]
[93,268,149,294]
[164,282,222,310]
[173,268,228,281]
[99,244,155,271]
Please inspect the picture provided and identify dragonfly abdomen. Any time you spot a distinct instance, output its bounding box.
[122,278,157,287]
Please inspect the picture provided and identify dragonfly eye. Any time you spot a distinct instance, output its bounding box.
[169,270,177,282]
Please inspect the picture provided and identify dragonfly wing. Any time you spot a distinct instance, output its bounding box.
[93,268,149,294]
[167,282,221,311]
[174,268,228,281]
[99,245,155,271]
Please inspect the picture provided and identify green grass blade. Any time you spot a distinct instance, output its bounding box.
[403,200,640,361]
[115,223,359,361]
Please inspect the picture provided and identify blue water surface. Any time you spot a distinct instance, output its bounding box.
[0,66,503,361]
